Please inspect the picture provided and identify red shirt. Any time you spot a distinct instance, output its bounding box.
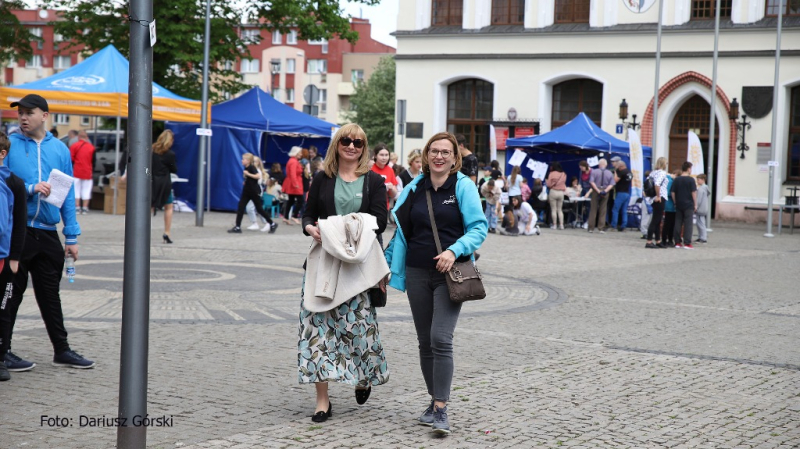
[370,163,398,209]
[69,140,95,180]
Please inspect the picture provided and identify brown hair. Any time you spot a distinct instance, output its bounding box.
[509,165,521,187]
[153,129,174,155]
[681,161,693,172]
[323,123,370,178]
[421,132,461,176]
[697,174,707,181]
[0,131,9,155]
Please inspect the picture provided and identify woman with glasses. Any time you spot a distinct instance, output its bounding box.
[383,132,488,436]
[299,123,390,422]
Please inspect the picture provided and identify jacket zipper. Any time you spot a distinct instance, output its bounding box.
[30,138,43,224]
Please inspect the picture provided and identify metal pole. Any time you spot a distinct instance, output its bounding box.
[765,4,783,238]
[195,0,212,226]
[117,0,152,445]
[112,115,121,215]
[706,0,721,232]
[652,0,664,150]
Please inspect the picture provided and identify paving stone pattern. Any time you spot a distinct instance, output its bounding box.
[3,211,799,448]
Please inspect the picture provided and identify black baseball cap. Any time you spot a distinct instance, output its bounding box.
[10,94,49,112]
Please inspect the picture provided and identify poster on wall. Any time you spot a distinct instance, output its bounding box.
[515,127,536,138]
[622,0,656,13]
[494,126,509,150]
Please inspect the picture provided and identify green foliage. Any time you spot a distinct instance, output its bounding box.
[0,0,35,66]
[345,56,395,150]
[44,0,381,101]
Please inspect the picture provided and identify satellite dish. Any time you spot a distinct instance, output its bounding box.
[38,10,48,19]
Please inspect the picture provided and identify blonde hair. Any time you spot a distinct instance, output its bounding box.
[654,156,667,171]
[153,129,174,155]
[323,123,370,178]
[421,132,461,176]
[253,156,267,179]
[242,152,254,166]
[407,148,422,165]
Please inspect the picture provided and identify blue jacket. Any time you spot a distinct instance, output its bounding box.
[6,132,80,243]
[0,166,13,260]
[384,171,488,292]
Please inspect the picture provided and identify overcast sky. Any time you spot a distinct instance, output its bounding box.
[340,0,398,48]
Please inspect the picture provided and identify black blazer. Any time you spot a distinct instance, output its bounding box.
[302,170,388,236]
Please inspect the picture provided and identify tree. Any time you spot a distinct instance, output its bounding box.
[0,1,35,67]
[345,56,395,150]
[45,0,381,101]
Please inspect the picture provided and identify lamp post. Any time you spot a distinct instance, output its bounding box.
[619,99,641,131]
[270,60,280,98]
[729,98,751,159]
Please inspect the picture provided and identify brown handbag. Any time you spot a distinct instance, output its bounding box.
[425,190,486,303]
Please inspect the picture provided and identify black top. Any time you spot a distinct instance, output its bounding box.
[399,169,415,187]
[615,168,632,193]
[302,170,388,236]
[491,169,503,180]
[460,154,479,181]
[269,170,285,184]
[406,174,470,269]
[6,172,27,261]
[671,175,697,210]
[243,164,260,193]
[151,150,177,178]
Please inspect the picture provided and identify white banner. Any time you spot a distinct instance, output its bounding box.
[628,129,644,200]
[489,124,497,162]
[687,131,705,175]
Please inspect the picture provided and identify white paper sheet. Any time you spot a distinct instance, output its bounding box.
[508,149,527,167]
[526,159,537,172]
[42,169,74,209]
[587,156,599,167]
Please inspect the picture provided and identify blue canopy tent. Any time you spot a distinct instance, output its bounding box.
[168,87,337,211]
[504,112,652,190]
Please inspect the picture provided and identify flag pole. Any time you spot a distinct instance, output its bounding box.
[652,0,664,150]
[765,3,784,238]
[706,0,721,232]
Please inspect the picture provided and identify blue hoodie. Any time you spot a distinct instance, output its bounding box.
[384,171,488,292]
[6,131,80,243]
[0,166,13,260]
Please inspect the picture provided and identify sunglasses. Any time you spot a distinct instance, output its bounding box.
[339,137,365,149]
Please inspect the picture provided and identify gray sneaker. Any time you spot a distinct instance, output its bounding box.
[418,400,435,426]
[0,361,10,381]
[432,405,451,435]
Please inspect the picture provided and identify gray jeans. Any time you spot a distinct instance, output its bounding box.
[405,266,463,402]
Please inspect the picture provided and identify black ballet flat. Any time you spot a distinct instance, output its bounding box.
[355,386,371,405]
[311,402,332,423]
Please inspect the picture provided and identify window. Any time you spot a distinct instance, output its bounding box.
[432,0,463,26]
[447,78,494,164]
[81,116,91,126]
[286,88,295,103]
[691,0,732,20]
[551,79,603,129]
[53,114,69,125]
[241,28,260,44]
[322,42,328,54]
[286,58,296,73]
[272,31,282,44]
[787,85,800,181]
[308,59,327,74]
[240,59,259,73]
[26,55,42,68]
[54,55,71,70]
[554,0,590,24]
[30,27,43,49]
[308,38,327,45]
[351,69,364,84]
[491,0,525,25]
[270,59,281,73]
[766,0,800,16]
[272,88,281,101]
[287,30,297,44]
[318,89,327,112]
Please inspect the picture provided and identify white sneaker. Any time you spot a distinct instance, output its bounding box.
[582,222,588,229]
[246,223,260,230]
[260,223,271,232]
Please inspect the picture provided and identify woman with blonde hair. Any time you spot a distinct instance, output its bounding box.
[244,156,269,230]
[384,132,488,436]
[151,129,178,243]
[645,157,669,249]
[398,149,422,188]
[227,153,277,234]
[299,123,390,422]
[282,146,305,224]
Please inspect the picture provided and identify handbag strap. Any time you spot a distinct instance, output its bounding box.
[425,190,444,255]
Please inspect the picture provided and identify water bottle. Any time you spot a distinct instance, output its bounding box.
[65,255,75,283]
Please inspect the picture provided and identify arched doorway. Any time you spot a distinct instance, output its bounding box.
[669,94,720,217]
[447,79,494,164]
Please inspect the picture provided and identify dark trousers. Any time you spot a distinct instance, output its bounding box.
[674,207,694,245]
[647,200,665,242]
[236,189,273,227]
[663,211,676,243]
[0,259,15,355]
[284,194,304,219]
[5,228,70,354]
[405,266,462,403]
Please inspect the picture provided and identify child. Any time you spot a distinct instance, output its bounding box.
[695,174,710,244]
[480,178,502,233]
[245,156,268,230]
[497,204,519,236]
[228,153,278,234]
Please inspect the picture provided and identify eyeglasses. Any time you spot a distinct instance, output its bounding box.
[429,149,452,158]
[339,137,365,149]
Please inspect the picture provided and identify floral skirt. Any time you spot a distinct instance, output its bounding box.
[298,291,390,387]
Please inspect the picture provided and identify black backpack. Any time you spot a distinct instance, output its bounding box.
[644,176,656,198]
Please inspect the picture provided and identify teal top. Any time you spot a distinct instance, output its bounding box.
[334,175,365,215]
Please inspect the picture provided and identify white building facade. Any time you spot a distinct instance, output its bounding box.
[394,0,800,221]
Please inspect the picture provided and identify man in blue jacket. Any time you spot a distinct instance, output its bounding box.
[4,94,94,371]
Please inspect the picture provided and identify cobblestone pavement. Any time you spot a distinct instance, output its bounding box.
[3,210,799,448]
